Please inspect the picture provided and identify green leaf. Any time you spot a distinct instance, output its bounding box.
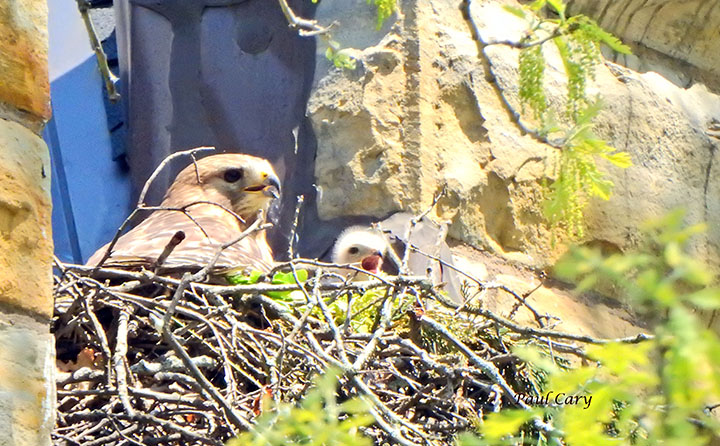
[334,53,357,70]
[546,0,566,17]
[482,409,538,440]
[686,287,720,310]
[580,19,631,54]
[602,150,633,168]
[265,269,309,300]
[502,5,526,18]
[226,269,263,285]
[590,178,613,200]
[512,345,561,375]
[588,342,654,374]
[547,366,597,395]
[576,100,604,125]
[368,0,396,29]
[272,269,309,285]
[528,0,547,11]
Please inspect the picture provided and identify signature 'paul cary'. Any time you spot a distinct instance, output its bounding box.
[515,391,592,409]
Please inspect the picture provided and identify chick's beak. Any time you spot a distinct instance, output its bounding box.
[361,254,384,275]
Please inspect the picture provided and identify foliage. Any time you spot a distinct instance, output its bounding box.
[325,41,357,70]
[368,0,397,29]
[227,368,374,446]
[460,212,720,445]
[321,0,396,68]
[505,0,632,239]
[543,101,632,238]
[227,269,309,301]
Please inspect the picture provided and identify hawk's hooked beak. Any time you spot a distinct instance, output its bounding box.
[244,173,281,200]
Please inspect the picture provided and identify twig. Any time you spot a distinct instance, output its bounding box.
[431,288,653,345]
[276,0,334,36]
[76,0,120,101]
[92,147,215,270]
[461,0,560,147]
[406,242,549,327]
[113,308,135,416]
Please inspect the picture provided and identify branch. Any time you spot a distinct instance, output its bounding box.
[276,0,334,36]
[76,0,120,101]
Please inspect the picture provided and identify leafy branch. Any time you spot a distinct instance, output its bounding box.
[493,0,633,239]
[463,212,720,445]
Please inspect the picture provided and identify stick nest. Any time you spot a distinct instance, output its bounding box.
[52,257,612,446]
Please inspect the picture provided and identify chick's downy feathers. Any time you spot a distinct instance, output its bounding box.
[331,226,387,274]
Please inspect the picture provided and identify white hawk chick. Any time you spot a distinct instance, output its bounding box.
[331,213,464,303]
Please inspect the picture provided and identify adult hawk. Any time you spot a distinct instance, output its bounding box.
[87,153,280,274]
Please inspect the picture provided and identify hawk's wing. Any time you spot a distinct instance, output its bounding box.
[87,210,274,273]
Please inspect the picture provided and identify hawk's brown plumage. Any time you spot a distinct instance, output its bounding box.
[87,153,280,273]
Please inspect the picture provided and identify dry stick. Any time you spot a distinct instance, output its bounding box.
[81,289,113,385]
[352,286,396,370]
[69,263,431,296]
[346,289,438,444]
[65,411,221,446]
[404,245,645,355]
[351,375,435,446]
[187,291,240,391]
[420,315,518,402]
[84,425,140,446]
[276,0,334,36]
[106,417,144,446]
[159,217,270,432]
[58,388,208,406]
[113,308,135,416]
[507,276,545,321]
[430,288,653,345]
[398,187,446,276]
[153,231,186,272]
[407,242,549,327]
[286,196,316,311]
[461,0,561,148]
[419,315,560,437]
[314,280,353,368]
[76,0,120,101]
[69,418,111,444]
[161,313,250,432]
[293,313,426,446]
[283,195,332,351]
[92,147,215,270]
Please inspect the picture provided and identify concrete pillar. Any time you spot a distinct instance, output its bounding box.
[0,1,55,445]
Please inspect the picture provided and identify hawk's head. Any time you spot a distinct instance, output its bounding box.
[332,226,388,274]
[163,153,281,223]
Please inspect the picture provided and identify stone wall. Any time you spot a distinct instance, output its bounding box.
[566,0,720,93]
[308,0,720,271]
[0,1,55,445]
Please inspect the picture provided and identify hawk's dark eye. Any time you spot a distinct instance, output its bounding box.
[348,247,360,255]
[223,168,244,183]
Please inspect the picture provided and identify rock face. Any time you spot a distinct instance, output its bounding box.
[566,0,720,93]
[0,1,55,445]
[308,0,720,272]
[0,120,54,317]
[0,0,51,122]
